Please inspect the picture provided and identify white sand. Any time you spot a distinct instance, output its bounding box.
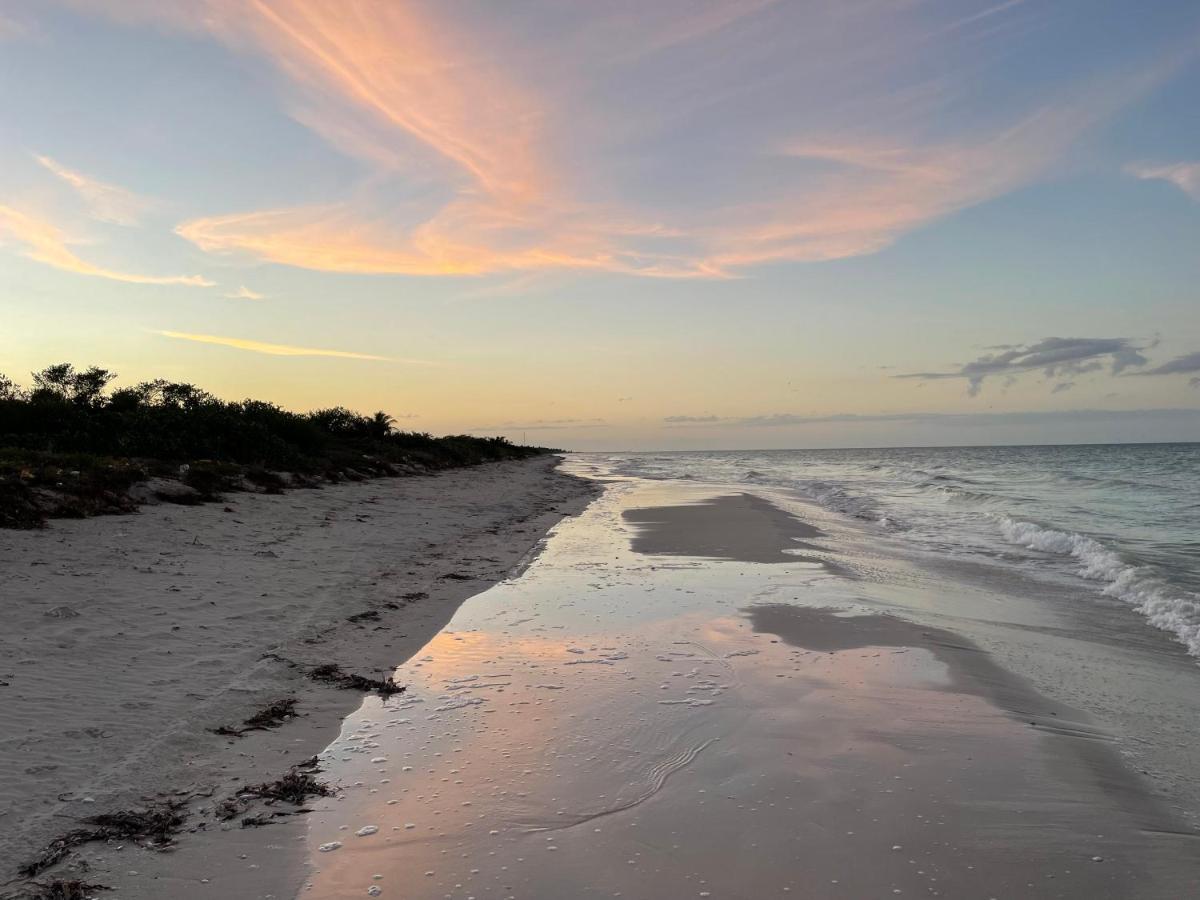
[0,456,595,892]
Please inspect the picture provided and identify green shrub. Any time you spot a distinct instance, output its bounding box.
[0,363,554,521]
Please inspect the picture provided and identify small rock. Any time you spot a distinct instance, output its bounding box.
[356,825,379,837]
[318,842,342,852]
[45,606,81,618]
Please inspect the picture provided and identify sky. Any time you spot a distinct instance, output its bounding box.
[1,0,1198,450]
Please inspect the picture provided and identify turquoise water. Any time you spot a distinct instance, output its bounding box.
[577,443,1200,657]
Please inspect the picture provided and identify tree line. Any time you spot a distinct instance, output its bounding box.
[0,363,544,472]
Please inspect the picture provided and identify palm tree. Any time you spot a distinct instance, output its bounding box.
[368,411,396,439]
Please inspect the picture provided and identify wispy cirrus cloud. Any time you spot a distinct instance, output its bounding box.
[896,337,1150,396]
[226,285,265,300]
[174,204,703,278]
[35,154,149,225]
[54,1,1196,283]
[168,0,651,278]
[1126,161,1200,201]
[155,330,399,361]
[0,205,212,286]
[81,0,1189,281]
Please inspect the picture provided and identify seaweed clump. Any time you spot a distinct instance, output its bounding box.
[19,801,187,878]
[211,698,298,736]
[15,880,110,900]
[308,663,404,697]
[240,768,333,805]
[216,758,334,823]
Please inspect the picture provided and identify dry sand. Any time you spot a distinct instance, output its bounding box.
[0,456,595,895]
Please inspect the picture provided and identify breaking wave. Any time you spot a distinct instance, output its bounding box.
[997,517,1200,656]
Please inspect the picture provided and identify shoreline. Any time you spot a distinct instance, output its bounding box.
[289,473,1198,898]
[0,456,598,898]
[7,464,1198,898]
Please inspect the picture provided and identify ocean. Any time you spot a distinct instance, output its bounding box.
[576,443,1200,659]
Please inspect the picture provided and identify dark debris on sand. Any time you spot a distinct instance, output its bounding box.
[307,663,404,696]
[211,698,299,736]
[217,757,333,823]
[5,880,111,900]
[240,767,332,805]
[19,800,187,878]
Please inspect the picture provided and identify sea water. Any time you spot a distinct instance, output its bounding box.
[575,444,1200,658]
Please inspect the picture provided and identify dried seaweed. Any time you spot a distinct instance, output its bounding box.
[307,664,404,697]
[18,880,110,900]
[238,769,332,805]
[20,801,187,877]
[210,698,298,737]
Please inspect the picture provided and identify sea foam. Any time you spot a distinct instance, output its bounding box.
[997,516,1200,656]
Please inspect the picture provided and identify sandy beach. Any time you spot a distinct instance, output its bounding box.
[5,459,1199,899]
[1,456,596,897]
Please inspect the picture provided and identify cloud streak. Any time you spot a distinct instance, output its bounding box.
[155,330,397,360]
[897,337,1149,395]
[98,0,1191,281]
[174,204,707,278]
[1133,351,1200,387]
[226,285,265,300]
[1126,161,1200,201]
[35,154,149,225]
[0,205,212,286]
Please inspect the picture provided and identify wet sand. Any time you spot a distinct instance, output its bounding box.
[287,479,1198,899]
[0,456,595,897]
[623,492,827,563]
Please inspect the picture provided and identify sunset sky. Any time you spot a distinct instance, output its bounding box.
[2,0,1198,449]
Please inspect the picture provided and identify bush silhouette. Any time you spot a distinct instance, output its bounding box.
[0,363,553,526]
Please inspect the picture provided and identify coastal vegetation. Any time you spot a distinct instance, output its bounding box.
[0,363,550,527]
